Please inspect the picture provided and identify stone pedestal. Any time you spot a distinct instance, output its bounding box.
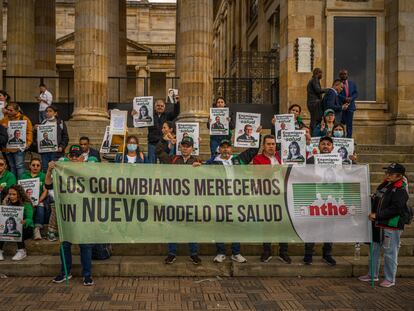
[72,0,109,121]
[176,0,213,122]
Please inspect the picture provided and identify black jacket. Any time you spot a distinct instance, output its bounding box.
[0,124,9,148]
[87,147,101,162]
[155,139,199,165]
[148,103,180,144]
[307,76,326,104]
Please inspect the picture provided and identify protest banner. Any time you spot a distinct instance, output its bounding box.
[7,120,27,149]
[0,205,24,242]
[100,126,113,154]
[53,162,371,244]
[274,114,295,143]
[37,124,58,153]
[314,154,343,166]
[333,138,355,164]
[109,109,127,135]
[209,108,229,136]
[0,101,4,120]
[234,112,261,148]
[133,96,154,128]
[18,178,40,206]
[281,130,306,165]
[176,122,199,156]
[310,137,321,155]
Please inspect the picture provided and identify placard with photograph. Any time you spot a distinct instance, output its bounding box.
[274,114,295,143]
[0,205,24,242]
[176,122,199,156]
[100,126,113,154]
[234,112,261,148]
[6,120,27,149]
[133,96,154,128]
[37,124,58,153]
[18,178,40,206]
[281,130,306,165]
[209,108,229,136]
[333,138,354,164]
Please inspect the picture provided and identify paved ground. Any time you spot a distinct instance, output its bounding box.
[0,277,413,310]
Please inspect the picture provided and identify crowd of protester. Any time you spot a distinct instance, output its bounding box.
[0,71,410,289]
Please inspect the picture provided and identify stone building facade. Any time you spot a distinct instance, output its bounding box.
[213,0,414,145]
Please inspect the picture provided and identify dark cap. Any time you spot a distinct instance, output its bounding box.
[219,139,232,147]
[180,136,194,147]
[383,163,406,175]
[46,105,58,112]
[324,109,335,116]
[68,145,82,157]
[319,136,333,144]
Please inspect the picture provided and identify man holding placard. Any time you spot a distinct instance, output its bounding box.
[234,112,261,148]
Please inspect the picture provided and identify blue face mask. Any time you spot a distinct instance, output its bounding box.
[333,131,344,137]
[127,144,138,152]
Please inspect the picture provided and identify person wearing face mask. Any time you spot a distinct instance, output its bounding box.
[331,124,358,164]
[114,135,147,163]
[313,109,336,137]
[35,106,69,172]
[0,90,11,120]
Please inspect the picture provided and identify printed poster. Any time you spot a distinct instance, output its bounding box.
[314,154,343,166]
[18,178,41,206]
[0,101,4,120]
[309,137,321,155]
[275,114,295,143]
[176,122,199,156]
[333,138,354,164]
[281,130,306,165]
[209,108,229,136]
[109,109,127,135]
[7,120,27,149]
[100,126,113,154]
[234,112,261,148]
[0,205,24,242]
[133,96,154,128]
[37,124,58,153]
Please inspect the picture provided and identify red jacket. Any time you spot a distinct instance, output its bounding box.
[252,152,281,165]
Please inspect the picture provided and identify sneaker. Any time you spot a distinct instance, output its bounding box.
[47,231,57,242]
[83,276,94,286]
[0,250,4,261]
[164,254,176,264]
[322,255,336,266]
[33,227,42,240]
[278,253,292,264]
[303,255,313,265]
[260,252,272,263]
[379,280,395,288]
[213,254,226,263]
[231,254,247,263]
[358,274,379,282]
[190,255,202,265]
[52,273,72,283]
[12,249,27,261]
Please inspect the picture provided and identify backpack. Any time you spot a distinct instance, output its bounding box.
[91,244,112,260]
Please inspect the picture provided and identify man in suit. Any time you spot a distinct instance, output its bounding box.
[338,69,358,138]
[8,130,25,145]
[211,116,225,130]
[79,136,101,162]
[322,79,344,122]
[40,132,54,147]
[307,68,327,131]
[236,124,257,142]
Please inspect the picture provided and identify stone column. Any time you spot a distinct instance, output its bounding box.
[72,0,109,121]
[0,2,3,90]
[176,0,213,121]
[7,0,35,102]
[136,66,148,96]
[35,0,56,92]
[119,0,127,102]
[108,0,119,103]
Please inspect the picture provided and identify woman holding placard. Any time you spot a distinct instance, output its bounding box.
[0,184,33,261]
[114,135,148,164]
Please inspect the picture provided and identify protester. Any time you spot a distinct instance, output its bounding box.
[0,90,11,119]
[36,83,53,123]
[79,136,101,162]
[132,99,179,163]
[0,185,33,261]
[114,135,147,163]
[307,68,327,130]
[156,136,202,264]
[338,69,358,138]
[1,103,33,179]
[20,158,47,240]
[207,96,234,156]
[253,135,291,264]
[304,136,337,266]
[322,79,344,122]
[358,163,409,287]
[0,157,16,201]
[37,105,69,172]
[160,121,176,156]
[313,109,336,137]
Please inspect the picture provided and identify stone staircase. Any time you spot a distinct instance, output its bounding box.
[3,123,413,278]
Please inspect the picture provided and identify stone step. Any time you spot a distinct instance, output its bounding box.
[370,172,414,183]
[4,238,414,257]
[356,145,414,154]
[1,255,414,278]
[369,163,414,171]
[358,154,414,163]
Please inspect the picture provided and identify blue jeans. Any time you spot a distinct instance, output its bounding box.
[6,151,25,179]
[341,110,354,138]
[39,110,47,123]
[147,143,157,164]
[368,229,402,283]
[60,242,93,278]
[210,136,222,157]
[41,152,62,173]
[34,205,47,227]
[216,243,241,255]
[168,243,198,256]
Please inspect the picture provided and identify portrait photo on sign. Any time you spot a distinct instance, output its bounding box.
[6,120,27,149]
[18,178,40,206]
[209,107,229,135]
[0,205,24,242]
[176,122,199,156]
[100,126,113,154]
[166,88,179,104]
[37,124,58,153]
[133,96,154,128]
[281,130,306,165]
[333,138,354,164]
[274,114,295,143]
[234,112,260,148]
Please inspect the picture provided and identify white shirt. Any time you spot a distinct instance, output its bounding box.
[126,155,137,163]
[39,90,53,111]
[268,155,278,165]
[214,154,233,166]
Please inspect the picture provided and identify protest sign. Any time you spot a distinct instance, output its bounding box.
[314,154,343,166]
[234,112,260,148]
[333,138,355,164]
[133,96,154,128]
[0,205,24,242]
[0,101,4,120]
[7,120,27,149]
[310,137,321,155]
[275,114,295,143]
[209,108,229,136]
[109,109,127,135]
[176,123,199,155]
[100,126,113,154]
[281,130,306,165]
[37,124,58,153]
[53,162,371,244]
[18,178,40,206]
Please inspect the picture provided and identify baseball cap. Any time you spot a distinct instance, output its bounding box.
[180,136,194,147]
[383,163,406,175]
[219,139,232,147]
[324,109,335,116]
[319,136,333,144]
[68,145,82,157]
